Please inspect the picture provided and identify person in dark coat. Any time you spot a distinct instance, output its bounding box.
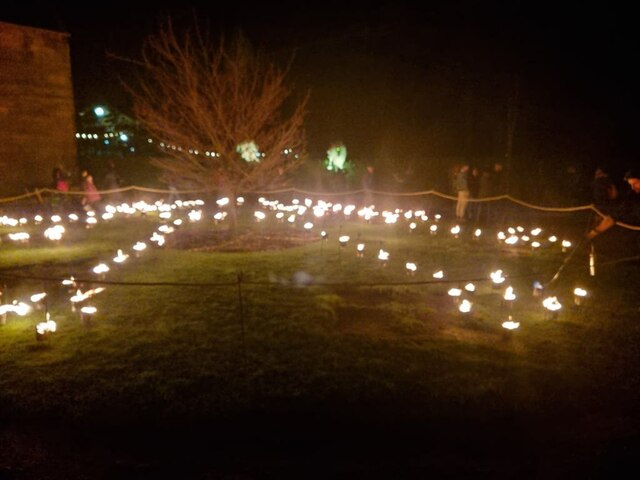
[587,168,640,240]
[591,167,619,215]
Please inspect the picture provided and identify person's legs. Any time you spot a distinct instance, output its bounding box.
[456,190,469,220]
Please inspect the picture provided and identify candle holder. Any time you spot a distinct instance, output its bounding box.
[464,283,476,295]
[35,329,50,342]
[35,314,56,341]
[544,309,559,321]
[80,306,97,326]
[532,281,544,298]
[573,288,588,307]
[501,286,516,310]
[448,288,462,305]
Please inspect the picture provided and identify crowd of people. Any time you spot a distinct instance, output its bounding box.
[445,162,640,238]
[44,159,640,244]
[449,161,507,224]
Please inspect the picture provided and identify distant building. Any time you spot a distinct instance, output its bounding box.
[0,21,77,197]
[75,104,152,158]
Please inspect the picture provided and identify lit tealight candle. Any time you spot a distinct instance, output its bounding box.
[543,296,562,319]
[448,288,462,303]
[35,313,56,341]
[502,315,520,330]
[80,306,97,325]
[490,269,506,288]
[503,286,516,301]
[459,299,472,314]
[573,287,588,306]
[113,249,129,264]
[503,286,516,309]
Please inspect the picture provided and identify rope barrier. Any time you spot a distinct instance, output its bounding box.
[0,191,41,204]
[2,185,639,231]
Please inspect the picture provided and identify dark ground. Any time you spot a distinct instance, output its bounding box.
[1,394,639,479]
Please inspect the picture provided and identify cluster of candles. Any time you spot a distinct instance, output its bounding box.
[1,194,589,341]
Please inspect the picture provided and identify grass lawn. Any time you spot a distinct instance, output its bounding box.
[1,201,639,478]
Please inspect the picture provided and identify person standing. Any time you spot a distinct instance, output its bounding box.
[477,166,492,224]
[51,165,70,212]
[81,170,101,211]
[467,166,481,222]
[453,164,470,222]
[587,168,640,240]
[52,166,70,193]
[490,161,507,224]
[591,167,619,215]
[361,165,375,207]
[102,160,123,203]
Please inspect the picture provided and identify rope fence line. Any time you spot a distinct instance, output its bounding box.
[2,185,639,231]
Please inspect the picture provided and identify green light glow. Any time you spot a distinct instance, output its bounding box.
[236,141,261,163]
[325,143,347,171]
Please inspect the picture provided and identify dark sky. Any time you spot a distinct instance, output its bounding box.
[3,1,639,180]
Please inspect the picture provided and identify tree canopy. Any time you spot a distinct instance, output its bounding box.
[128,21,309,198]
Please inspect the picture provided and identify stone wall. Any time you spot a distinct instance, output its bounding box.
[0,21,77,198]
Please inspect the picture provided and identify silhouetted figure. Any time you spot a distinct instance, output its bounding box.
[477,166,492,224]
[361,165,375,207]
[453,164,470,222]
[587,168,640,240]
[51,165,70,212]
[591,167,619,215]
[52,166,70,193]
[81,170,101,211]
[102,160,123,203]
[489,162,507,225]
[467,166,481,222]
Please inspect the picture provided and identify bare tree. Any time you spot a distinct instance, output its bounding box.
[127,21,308,227]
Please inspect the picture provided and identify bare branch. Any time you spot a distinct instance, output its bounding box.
[124,18,308,206]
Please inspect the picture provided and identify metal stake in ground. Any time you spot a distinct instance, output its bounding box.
[236,272,247,362]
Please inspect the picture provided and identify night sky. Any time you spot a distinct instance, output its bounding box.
[3,1,639,184]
